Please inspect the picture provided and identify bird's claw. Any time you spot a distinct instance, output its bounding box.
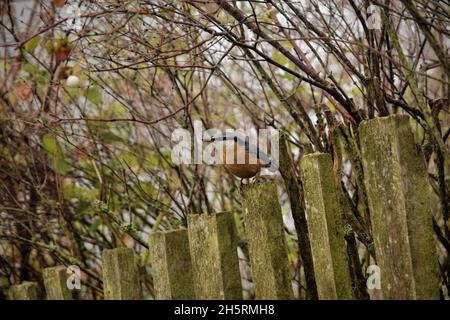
[238,178,244,193]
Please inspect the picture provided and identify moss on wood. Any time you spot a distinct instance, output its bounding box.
[149,229,195,299]
[241,181,294,299]
[43,266,73,300]
[359,115,439,299]
[9,281,41,300]
[102,248,141,300]
[187,212,242,299]
[300,153,354,300]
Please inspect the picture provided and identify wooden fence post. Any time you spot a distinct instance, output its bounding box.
[9,281,41,300]
[149,229,195,299]
[359,115,440,299]
[43,266,73,300]
[241,182,293,299]
[300,153,354,300]
[102,247,141,300]
[187,212,242,299]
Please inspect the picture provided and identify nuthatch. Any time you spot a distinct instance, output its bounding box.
[203,133,273,185]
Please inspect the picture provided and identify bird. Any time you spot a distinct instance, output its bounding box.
[203,132,274,187]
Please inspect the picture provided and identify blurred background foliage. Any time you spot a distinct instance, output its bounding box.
[0,0,448,299]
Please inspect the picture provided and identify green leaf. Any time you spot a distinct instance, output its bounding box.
[120,152,139,169]
[272,51,288,67]
[64,183,97,202]
[44,40,54,54]
[42,133,71,174]
[67,87,81,97]
[23,62,38,75]
[99,130,122,143]
[24,36,41,53]
[36,70,49,85]
[110,102,128,117]
[86,85,102,106]
[58,158,72,174]
[88,219,102,234]
[42,133,59,155]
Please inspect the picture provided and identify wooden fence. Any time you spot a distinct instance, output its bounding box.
[8,115,440,300]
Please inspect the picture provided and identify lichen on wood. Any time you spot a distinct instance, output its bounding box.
[241,181,294,299]
[43,266,73,300]
[359,114,439,299]
[102,247,142,300]
[187,212,242,299]
[300,153,354,300]
[9,281,41,300]
[149,229,195,299]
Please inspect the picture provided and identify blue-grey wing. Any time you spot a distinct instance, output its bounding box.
[234,137,272,166]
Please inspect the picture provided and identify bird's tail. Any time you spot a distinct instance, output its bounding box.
[261,159,278,171]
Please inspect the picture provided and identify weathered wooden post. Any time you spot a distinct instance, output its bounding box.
[43,266,73,300]
[102,247,141,300]
[241,182,293,299]
[359,115,440,299]
[300,153,354,300]
[187,212,242,299]
[9,281,41,300]
[149,229,195,299]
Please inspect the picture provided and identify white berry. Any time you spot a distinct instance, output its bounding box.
[66,75,80,87]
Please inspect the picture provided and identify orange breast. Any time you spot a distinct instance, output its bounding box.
[222,142,262,178]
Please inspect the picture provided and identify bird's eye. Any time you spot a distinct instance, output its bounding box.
[210,136,215,142]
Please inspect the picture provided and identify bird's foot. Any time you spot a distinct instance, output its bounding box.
[237,178,244,193]
[251,172,262,185]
